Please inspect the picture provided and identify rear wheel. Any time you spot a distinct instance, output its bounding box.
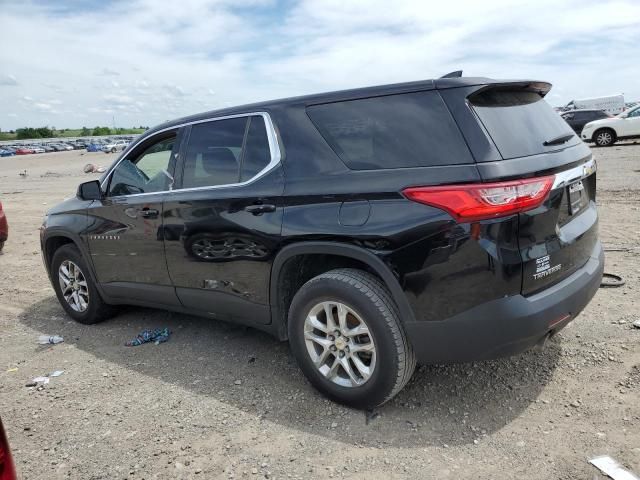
[51,244,116,324]
[594,128,616,146]
[288,268,415,408]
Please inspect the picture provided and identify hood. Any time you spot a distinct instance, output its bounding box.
[583,117,622,129]
[46,195,92,216]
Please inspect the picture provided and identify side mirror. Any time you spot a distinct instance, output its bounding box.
[77,180,103,201]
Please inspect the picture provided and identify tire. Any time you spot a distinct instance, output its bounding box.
[593,128,616,147]
[0,240,4,252]
[288,268,416,409]
[51,244,116,324]
[111,147,116,153]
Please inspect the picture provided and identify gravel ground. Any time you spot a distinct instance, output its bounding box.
[0,144,639,479]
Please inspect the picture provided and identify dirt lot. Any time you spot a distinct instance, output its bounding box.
[0,144,639,480]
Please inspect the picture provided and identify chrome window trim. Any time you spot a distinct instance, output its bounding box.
[551,157,596,189]
[101,111,281,198]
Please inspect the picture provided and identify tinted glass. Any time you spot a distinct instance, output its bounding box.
[470,88,579,159]
[307,91,473,169]
[182,118,247,188]
[628,107,640,118]
[109,136,175,196]
[240,116,271,181]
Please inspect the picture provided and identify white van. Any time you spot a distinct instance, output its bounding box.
[565,94,625,115]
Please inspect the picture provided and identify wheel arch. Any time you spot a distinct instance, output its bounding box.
[269,242,416,341]
[41,230,104,297]
[592,126,617,143]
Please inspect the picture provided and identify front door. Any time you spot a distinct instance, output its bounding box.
[86,128,184,305]
[620,106,640,136]
[163,114,284,324]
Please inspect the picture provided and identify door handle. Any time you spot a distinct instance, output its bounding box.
[244,204,276,215]
[139,208,159,219]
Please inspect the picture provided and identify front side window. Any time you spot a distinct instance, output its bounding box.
[108,135,176,196]
[627,107,640,118]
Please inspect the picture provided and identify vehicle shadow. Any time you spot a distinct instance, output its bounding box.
[19,297,561,448]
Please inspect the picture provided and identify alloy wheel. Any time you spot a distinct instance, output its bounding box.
[596,131,612,146]
[303,301,376,388]
[58,260,90,312]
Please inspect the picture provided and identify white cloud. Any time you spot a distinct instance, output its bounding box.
[0,74,18,86]
[0,0,639,130]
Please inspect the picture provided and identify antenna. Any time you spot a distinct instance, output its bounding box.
[440,70,463,79]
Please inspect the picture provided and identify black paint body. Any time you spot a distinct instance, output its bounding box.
[40,76,604,363]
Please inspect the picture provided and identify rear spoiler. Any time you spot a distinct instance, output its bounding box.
[435,78,552,98]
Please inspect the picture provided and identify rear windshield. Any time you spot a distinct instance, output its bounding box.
[307,91,474,170]
[470,88,579,159]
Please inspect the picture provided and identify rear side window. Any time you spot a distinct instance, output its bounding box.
[181,116,272,188]
[469,88,579,159]
[240,116,271,181]
[307,91,473,170]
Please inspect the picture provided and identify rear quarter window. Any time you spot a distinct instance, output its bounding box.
[307,91,474,170]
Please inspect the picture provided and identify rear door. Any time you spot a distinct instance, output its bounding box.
[163,113,284,324]
[442,83,599,295]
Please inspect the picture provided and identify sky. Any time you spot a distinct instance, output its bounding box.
[1,0,639,131]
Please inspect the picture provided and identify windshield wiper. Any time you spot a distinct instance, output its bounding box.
[543,134,574,147]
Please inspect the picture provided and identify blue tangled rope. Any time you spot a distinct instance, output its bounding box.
[125,328,171,346]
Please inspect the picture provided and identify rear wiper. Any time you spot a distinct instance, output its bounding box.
[543,134,574,146]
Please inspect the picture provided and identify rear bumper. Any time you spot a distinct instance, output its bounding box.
[404,241,604,364]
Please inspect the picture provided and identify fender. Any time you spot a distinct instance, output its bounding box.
[269,241,416,340]
[41,228,110,302]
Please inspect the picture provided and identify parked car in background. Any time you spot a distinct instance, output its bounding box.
[15,147,34,155]
[581,104,640,146]
[561,109,611,133]
[0,148,15,157]
[41,145,55,152]
[87,142,106,152]
[0,416,16,480]
[41,75,603,408]
[29,145,46,153]
[101,140,128,153]
[0,201,8,252]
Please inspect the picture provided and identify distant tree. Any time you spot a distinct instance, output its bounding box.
[92,126,111,136]
[81,127,91,136]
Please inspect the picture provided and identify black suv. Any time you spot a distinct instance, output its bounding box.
[560,109,610,133]
[41,76,604,408]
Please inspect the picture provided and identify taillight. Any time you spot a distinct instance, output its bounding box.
[0,420,16,480]
[403,176,554,222]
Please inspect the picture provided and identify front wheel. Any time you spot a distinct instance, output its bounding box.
[594,128,616,146]
[51,244,116,324]
[288,269,416,409]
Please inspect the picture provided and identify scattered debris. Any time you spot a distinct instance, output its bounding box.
[600,273,625,288]
[41,171,64,178]
[633,320,640,329]
[25,382,37,388]
[50,370,64,377]
[125,328,171,346]
[83,164,106,174]
[589,455,639,480]
[37,335,64,345]
[18,170,27,177]
[6,367,18,373]
[32,376,50,385]
[234,379,242,385]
